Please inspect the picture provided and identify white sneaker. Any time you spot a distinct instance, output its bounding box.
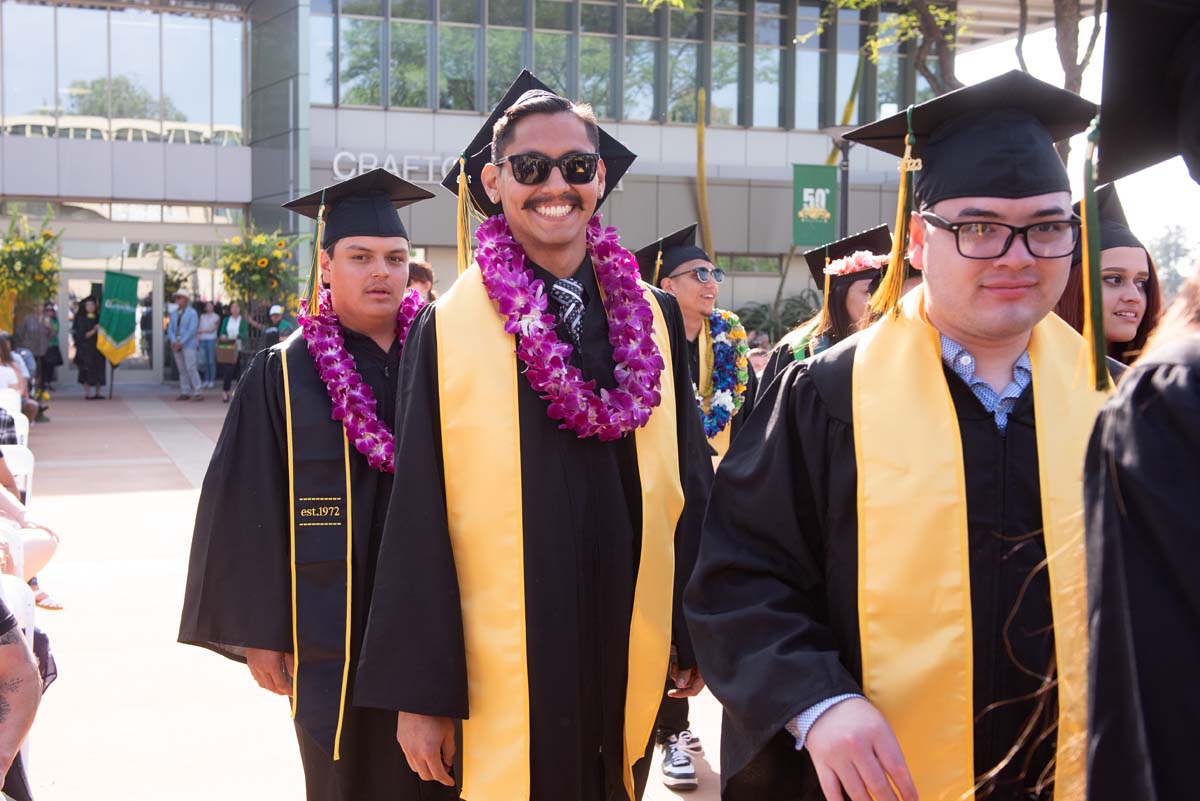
[660,735,698,791]
[676,729,704,757]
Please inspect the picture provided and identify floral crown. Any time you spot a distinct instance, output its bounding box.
[824,250,888,277]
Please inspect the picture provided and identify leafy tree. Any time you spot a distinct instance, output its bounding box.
[1150,225,1198,305]
[66,75,186,121]
[340,20,383,106]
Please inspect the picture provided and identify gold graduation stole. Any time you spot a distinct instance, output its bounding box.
[696,317,732,462]
[435,264,684,801]
[280,340,355,760]
[850,287,1106,801]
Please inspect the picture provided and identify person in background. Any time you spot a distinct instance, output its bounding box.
[261,304,297,349]
[0,593,41,801]
[72,296,105,400]
[217,301,251,403]
[1054,184,1162,366]
[0,338,39,422]
[167,288,203,402]
[15,309,50,401]
[406,261,438,302]
[198,301,220,389]
[40,305,61,394]
[748,347,770,377]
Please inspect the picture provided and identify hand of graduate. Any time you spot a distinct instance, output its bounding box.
[244,648,293,696]
[805,698,918,801]
[395,712,456,787]
[667,663,706,698]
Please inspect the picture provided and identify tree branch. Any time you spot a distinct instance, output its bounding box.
[1079,0,1104,74]
[1016,0,1030,72]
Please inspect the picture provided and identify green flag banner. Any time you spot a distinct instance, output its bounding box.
[792,164,838,248]
[97,271,139,366]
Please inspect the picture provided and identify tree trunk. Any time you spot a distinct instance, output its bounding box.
[1016,0,1030,72]
[913,2,963,96]
[1053,0,1104,162]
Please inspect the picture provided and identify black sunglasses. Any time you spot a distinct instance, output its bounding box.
[667,266,726,284]
[493,152,601,185]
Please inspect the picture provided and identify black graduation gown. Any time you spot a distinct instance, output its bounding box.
[685,336,1066,801]
[685,335,758,445]
[1085,331,1200,801]
[72,311,106,386]
[355,256,712,801]
[179,328,453,801]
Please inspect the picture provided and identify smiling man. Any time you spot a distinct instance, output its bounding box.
[355,71,711,801]
[178,169,452,801]
[685,71,1117,801]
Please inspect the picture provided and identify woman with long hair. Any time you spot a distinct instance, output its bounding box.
[406,261,438,302]
[1054,185,1161,364]
[72,296,106,398]
[0,337,39,421]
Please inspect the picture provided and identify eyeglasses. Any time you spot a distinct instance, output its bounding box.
[920,212,1081,259]
[667,266,726,284]
[493,152,601,185]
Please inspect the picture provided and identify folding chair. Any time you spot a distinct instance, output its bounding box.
[0,445,34,508]
[12,414,28,447]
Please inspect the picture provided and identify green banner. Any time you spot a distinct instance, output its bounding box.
[97,271,139,366]
[792,164,838,248]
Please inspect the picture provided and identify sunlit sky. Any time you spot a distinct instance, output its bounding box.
[956,14,1200,268]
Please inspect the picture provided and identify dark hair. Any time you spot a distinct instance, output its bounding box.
[814,274,876,345]
[406,261,439,300]
[1054,250,1163,365]
[0,335,12,367]
[492,91,600,160]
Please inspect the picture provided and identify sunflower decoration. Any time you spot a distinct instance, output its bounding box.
[218,225,303,306]
[0,209,62,304]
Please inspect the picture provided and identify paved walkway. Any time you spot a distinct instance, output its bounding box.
[26,384,724,800]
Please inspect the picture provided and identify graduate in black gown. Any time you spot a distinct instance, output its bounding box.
[685,72,1115,801]
[1084,4,1200,799]
[355,72,711,801]
[178,169,457,801]
[756,226,894,395]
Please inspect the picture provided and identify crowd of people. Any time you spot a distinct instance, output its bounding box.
[176,9,1194,801]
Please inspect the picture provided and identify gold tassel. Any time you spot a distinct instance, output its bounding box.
[456,156,473,275]
[654,248,664,287]
[812,258,833,339]
[306,193,327,312]
[869,106,920,317]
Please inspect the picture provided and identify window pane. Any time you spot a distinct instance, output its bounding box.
[487,29,524,107]
[489,0,525,26]
[111,7,163,140]
[340,18,383,105]
[535,0,571,31]
[915,73,936,104]
[438,26,479,109]
[393,0,431,19]
[3,2,54,131]
[667,41,697,123]
[755,14,783,46]
[876,53,902,120]
[581,3,615,33]
[163,13,212,144]
[342,0,384,14]
[310,15,336,104]
[56,5,109,139]
[714,0,744,10]
[795,2,820,49]
[752,47,780,127]
[625,5,660,37]
[794,48,819,129]
[710,43,741,125]
[213,16,243,143]
[834,50,862,125]
[670,8,700,40]
[623,38,657,121]
[391,22,430,107]
[440,0,479,23]
[837,8,860,50]
[756,0,781,15]
[579,35,615,118]
[533,32,570,95]
[713,14,743,43]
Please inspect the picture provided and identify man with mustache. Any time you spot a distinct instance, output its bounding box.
[355,71,711,801]
[179,169,455,801]
[686,71,1119,801]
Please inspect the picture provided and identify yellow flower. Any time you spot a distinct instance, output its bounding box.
[270,279,279,288]
[271,250,283,259]
[252,234,268,246]
[34,273,43,282]
[40,230,53,239]
[256,257,269,267]
[41,257,52,270]
[1,245,9,253]
[231,236,242,245]
[12,241,25,251]
[286,251,293,260]
[275,240,287,249]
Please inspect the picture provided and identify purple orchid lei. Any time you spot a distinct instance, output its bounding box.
[475,213,665,441]
[298,284,425,473]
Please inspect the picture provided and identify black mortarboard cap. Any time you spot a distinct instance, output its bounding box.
[1097,0,1200,183]
[283,168,435,249]
[802,225,892,286]
[441,70,636,219]
[633,224,710,286]
[845,70,1096,207]
[1071,184,1146,263]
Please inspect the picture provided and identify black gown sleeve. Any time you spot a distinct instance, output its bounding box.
[730,362,759,441]
[684,358,860,789]
[354,304,470,718]
[179,350,293,660]
[1086,337,1200,801]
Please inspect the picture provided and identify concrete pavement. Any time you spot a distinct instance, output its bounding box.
[25,384,724,800]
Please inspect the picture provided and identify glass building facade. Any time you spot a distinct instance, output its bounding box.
[310,0,919,129]
[0,0,246,145]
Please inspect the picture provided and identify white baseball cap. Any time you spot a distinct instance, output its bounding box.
[269,305,284,316]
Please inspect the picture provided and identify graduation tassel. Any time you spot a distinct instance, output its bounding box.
[305,191,328,312]
[653,248,664,287]
[869,105,920,317]
[812,257,833,339]
[456,155,473,275]
[1080,116,1112,392]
